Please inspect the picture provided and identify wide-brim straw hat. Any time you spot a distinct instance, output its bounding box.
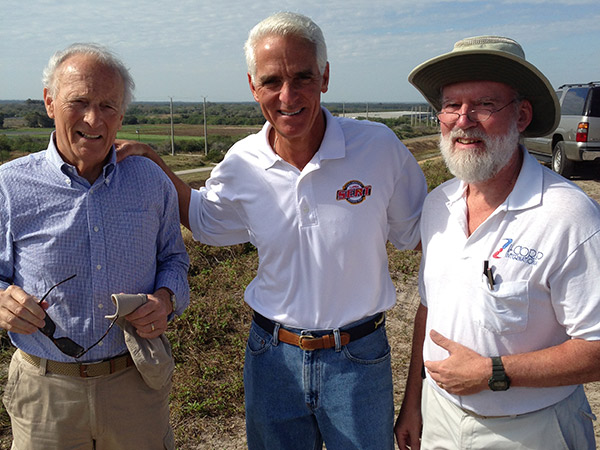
[408,36,560,137]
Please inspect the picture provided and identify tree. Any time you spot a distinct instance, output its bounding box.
[0,135,11,163]
[123,115,138,125]
[24,112,54,128]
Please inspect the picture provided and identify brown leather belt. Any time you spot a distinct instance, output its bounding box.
[19,350,134,378]
[253,311,385,351]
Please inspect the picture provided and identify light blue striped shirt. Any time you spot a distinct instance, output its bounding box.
[0,134,190,362]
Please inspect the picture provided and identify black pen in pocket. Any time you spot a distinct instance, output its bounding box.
[483,260,495,289]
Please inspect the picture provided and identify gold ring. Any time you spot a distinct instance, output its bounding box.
[151,322,155,332]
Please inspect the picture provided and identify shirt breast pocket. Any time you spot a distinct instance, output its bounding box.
[475,279,529,335]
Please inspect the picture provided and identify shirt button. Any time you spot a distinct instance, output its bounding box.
[96,265,102,270]
[98,341,103,347]
[94,226,99,232]
[98,304,103,309]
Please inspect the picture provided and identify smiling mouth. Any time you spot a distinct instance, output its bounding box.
[78,131,102,139]
[280,108,303,116]
[456,138,482,145]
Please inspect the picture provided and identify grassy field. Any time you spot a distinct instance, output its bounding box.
[0,131,446,449]
[117,123,262,143]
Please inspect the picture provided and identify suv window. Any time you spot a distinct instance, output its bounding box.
[561,87,588,115]
[586,88,600,117]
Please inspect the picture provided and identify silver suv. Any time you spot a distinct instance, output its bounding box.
[525,82,600,177]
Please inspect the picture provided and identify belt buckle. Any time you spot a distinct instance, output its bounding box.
[80,363,92,377]
[299,332,317,351]
[79,360,104,378]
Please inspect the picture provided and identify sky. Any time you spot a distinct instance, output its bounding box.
[1,0,599,104]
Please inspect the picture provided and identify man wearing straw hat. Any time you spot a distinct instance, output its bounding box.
[394,36,600,449]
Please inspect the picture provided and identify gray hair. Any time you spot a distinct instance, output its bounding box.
[244,12,328,81]
[42,43,135,111]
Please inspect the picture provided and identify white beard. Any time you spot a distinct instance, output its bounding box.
[439,122,520,183]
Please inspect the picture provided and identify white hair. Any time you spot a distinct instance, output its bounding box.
[244,12,328,81]
[42,43,135,111]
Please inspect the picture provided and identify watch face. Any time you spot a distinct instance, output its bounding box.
[489,378,510,391]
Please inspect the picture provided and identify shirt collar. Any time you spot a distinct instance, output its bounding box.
[257,107,346,170]
[505,146,543,211]
[45,132,117,185]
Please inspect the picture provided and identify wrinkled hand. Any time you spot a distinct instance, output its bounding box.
[124,288,173,339]
[0,285,46,334]
[425,330,490,395]
[114,139,155,163]
[394,400,422,450]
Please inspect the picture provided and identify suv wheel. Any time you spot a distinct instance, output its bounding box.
[552,141,574,177]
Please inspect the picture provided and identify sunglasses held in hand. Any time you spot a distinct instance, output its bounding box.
[38,274,117,359]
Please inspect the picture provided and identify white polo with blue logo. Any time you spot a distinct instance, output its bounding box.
[189,107,427,329]
[420,147,600,416]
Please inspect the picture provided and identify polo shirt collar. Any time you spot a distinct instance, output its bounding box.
[505,146,543,211]
[257,107,345,170]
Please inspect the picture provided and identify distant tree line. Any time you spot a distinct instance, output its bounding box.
[1,100,431,129]
[0,100,436,161]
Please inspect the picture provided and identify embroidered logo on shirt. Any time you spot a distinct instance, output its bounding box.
[336,180,372,204]
[492,238,544,265]
[492,238,513,258]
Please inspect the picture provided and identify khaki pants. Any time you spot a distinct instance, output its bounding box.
[421,381,596,450]
[3,350,174,450]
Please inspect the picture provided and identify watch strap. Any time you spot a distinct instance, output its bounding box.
[491,356,504,374]
[489,356,511,391]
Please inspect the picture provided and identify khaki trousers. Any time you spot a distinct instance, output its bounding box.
[3,350,174,450]
[421,381,596,450]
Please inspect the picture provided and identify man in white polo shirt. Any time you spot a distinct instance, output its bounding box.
[118,12,427,450]
[394,36,600,450]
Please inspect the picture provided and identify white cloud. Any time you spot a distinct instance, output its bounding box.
[1,0,598,101]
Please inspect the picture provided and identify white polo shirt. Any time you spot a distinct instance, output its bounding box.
[420,147,600,416]
[189,107,427,329]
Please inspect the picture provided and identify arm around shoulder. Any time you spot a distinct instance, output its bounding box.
[115,140,192,230]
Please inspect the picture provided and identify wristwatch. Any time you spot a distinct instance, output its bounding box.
[169,291,177,313]
[488,356,510,391]
[163,288,176,314]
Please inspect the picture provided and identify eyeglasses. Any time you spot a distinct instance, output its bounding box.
[436,100,516,124]
[38,274,117,359]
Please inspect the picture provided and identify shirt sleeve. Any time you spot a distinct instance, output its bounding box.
[188,161,252,246]
[386,141,427,250]
[550,230,600,340]
[0,188,13,290]
[153,177,190,317]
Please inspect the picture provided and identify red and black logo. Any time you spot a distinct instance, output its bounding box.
[336,180,372,204]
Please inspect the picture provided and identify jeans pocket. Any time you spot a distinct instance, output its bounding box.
[246,322,272,356]
[342,327,391,365]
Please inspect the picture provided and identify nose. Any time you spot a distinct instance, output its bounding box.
[453,104,477,129]
[83,104,103,128]
[279,80,299,105]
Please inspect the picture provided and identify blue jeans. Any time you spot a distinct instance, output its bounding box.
[244,315,395,450]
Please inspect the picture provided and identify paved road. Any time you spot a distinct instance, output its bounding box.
[174,166,215,175]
